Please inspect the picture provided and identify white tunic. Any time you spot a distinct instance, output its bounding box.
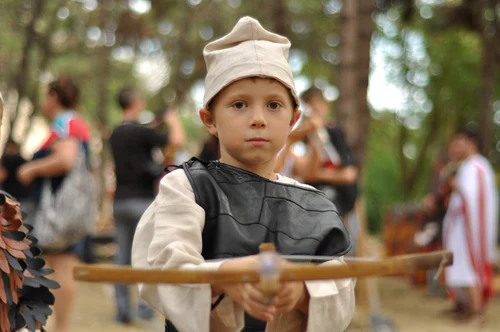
[132,169,355,332]
[443,154,498,288]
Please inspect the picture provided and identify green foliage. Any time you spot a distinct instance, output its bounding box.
[425,29,482,139]
[363,113,432,232]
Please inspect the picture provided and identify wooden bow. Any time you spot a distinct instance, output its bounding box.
[73,243,453,290]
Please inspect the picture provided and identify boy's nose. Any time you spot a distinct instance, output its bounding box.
[250,107,267,127]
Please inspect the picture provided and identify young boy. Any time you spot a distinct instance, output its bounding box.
[132,17,355,332]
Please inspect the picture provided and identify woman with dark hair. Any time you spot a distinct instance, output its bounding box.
[17,76,93,332]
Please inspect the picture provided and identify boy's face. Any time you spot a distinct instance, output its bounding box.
[200,77,300,170]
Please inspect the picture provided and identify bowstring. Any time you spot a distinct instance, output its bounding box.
[205,255,382,263]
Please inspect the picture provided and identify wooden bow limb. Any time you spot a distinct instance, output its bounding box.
[73,250,453,285]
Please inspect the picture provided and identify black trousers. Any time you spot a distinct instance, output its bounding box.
[165,313,266,332]
[165,320,179,332]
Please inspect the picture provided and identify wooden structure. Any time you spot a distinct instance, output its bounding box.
[383,204,442,287]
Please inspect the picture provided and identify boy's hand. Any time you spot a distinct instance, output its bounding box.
[216,256,277,322]
[274,281,309,314]
[224,282,277,322]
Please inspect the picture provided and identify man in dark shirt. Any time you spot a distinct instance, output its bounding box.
[0,140,30,199]
[0,139,35,219]
[276,87,359,217]
[300,88,359,217]
[109,87,184,323]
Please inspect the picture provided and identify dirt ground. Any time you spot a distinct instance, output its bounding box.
[41,275,499,332]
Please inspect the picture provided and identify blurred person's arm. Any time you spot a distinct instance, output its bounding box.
[298,126,359,185]
[296,147,358,185]
[275,118,314,173]
[0,167,7,183]
[422,193,438,215]
[306,165,358,185]
[17,138,79,185]
[274,139,293,173]
[165,109,186,149]
[161,109,186,164]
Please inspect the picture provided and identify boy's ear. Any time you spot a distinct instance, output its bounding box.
[289,110,302,130]
[199,109,218,136]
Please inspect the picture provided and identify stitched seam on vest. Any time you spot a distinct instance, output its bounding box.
[215,178,327,195]
[256,181,267,227]
[264,196,341,216]
[207,215,322,242]
[182,166,201,205]
[334,243,352,256]
[213,163,328,195]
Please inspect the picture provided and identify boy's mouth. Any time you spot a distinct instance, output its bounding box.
[247,137,269,146]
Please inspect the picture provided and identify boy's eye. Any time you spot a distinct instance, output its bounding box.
[268,102,282,110]
[232,101,247,109]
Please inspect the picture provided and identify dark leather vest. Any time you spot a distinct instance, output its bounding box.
[166,158,351,332]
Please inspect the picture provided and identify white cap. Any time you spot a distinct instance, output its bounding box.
[203,16,298,109]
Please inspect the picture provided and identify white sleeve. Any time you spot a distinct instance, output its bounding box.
[304,258,356,332]
[131,169,244,332]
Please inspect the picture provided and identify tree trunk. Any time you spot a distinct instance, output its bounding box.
[478,0,495,156]
[397,120,409,194]
[272,0,287,36]
[335,0,358,148]
[9,0,46,138]
[28,1,61,118]
[354,0,375,168]
[157,4,192,107]
[96,0,114,221]
[405,107,440,196]
[336,1,375,323]
[21,1,62,147]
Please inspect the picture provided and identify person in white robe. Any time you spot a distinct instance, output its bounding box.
[443,128,498,324]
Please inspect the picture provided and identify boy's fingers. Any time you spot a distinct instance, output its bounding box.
[242,284,277,315]
[246,308,275,323]
[277,283,291,296]
[246,298,277,315]
[246,301,276,321]
[245,284,268,304]
[274,294,294,309]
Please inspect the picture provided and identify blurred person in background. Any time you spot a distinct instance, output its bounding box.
[417,150,458,296]
[109,87,184,324]
[198,135,220,162]
[275,87,359,219]
[0,138,34,215]
[17,76,93,332]
[148,107,177,166]
[442,128,498,325]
